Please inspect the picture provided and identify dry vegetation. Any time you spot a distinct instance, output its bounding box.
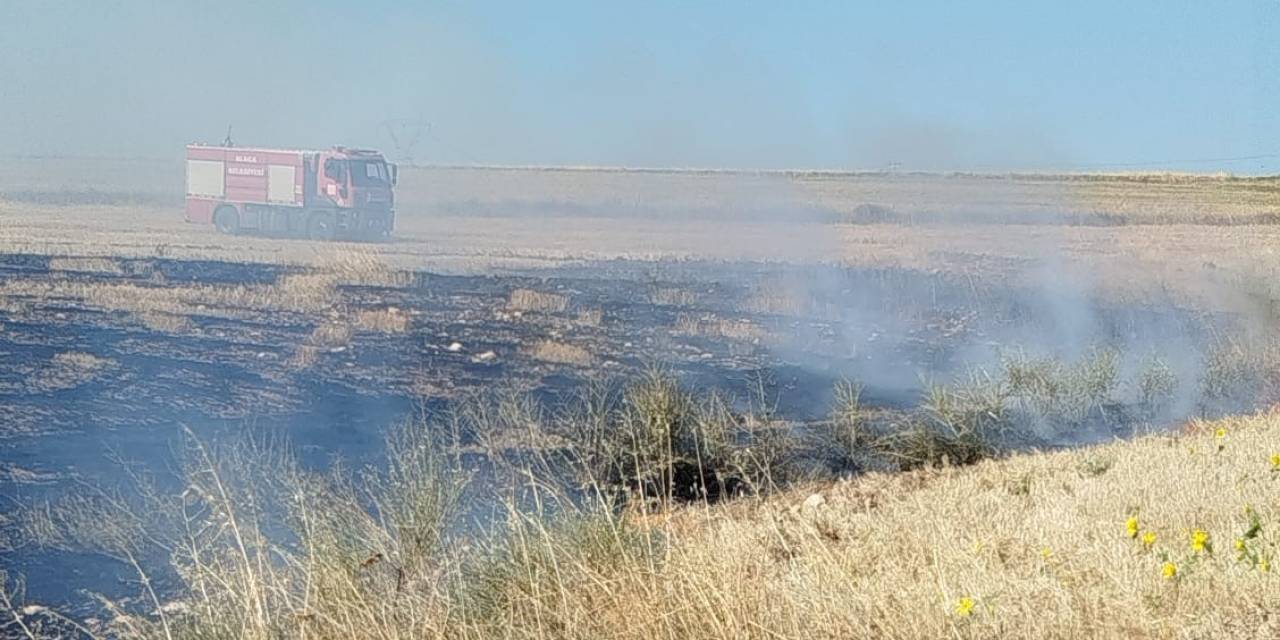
[136,311,191,333]
[525,339,594,366]
[46,257,123,276]
[307,321,354,348]
[507,288,569,313]
[8,376,1280,639]
[674,312,770,342]
[580,411,1280,639]
[745,279,812,316]
[574,308,604,326]
[0,249,413,331]
[30,351,114,392]
[354,307,412,333]
[648,287,698,306]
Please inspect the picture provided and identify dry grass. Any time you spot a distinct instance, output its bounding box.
[586,411,1280,639]
[0,298,29,316]
[526,339,594,366]
[287,345,321,369]
[13,401,1280,638]
[136,312,191,333]
[354,307,411,333]
[307,322,353,348]
[0,276,332,319]
[508,288,569,313]
[575,308,604,326]
[745,280,811,316]
[50,351,110,371]
[649,287,698,306]
[321,248,415,288]
[31,351,114,391]
[47,257,123,276]
[674,312,769,342]
[0,252,412,332]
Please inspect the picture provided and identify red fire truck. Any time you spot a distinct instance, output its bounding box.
[185,144,397,240]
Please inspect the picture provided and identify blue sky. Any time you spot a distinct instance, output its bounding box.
[2,1,1277,171]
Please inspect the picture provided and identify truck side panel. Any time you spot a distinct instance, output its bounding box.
[267,165,296,203]
[187,160,224,197]
[185,145,306,223]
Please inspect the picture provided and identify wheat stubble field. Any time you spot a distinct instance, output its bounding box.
[2,158,1280,638]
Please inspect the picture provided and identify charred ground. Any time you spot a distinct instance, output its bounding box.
[1,246,1272,609]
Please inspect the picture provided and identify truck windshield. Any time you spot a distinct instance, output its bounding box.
[350,160,390,186]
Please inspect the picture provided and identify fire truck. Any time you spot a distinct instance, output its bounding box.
[185,144,398,240]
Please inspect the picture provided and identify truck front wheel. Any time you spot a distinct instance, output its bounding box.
[213,206,240,235]
[307,211,335,241]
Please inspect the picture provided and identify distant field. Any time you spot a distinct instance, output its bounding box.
[2,158,1280,314]
[3,155,1279,224]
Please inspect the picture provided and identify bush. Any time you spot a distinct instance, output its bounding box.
[591,371,791,502]
[19,423,466,639]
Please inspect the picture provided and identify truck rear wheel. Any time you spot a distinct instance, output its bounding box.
[307,211,335,241]
[213,206,240,235]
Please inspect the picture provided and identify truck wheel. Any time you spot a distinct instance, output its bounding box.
[307,211,335,241]
[213,206,240,234]
[360,219,389,242]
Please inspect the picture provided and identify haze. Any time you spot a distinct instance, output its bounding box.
[2,0,1277,171]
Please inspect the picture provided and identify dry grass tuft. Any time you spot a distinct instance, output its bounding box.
[48,256,123,275]
[674,312,769,342]
[321,247,415,288]
[308,322,353,348]
[354,307,411,333]
[0,258,409,325]
[508,288,569,313]
[137,312,191,333]
[745,280,810,316]
[649,287,698,306]
[0,298,30,317]
[575,308,604,326]
[526,339,594,366]
[288,345,321,369]
[31,351,114,391]
[50,351,110,371]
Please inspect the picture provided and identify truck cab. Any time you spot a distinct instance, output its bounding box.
[311,147,398,238]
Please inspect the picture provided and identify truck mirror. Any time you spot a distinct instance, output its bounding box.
[389,163,398,186]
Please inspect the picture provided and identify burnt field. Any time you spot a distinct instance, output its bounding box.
[4,164,1280,629]
[0,246,1274,612]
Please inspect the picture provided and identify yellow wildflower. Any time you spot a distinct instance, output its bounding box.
[1041,547,1053,560]
[1271,452,1280,470]
[1235,538,1247,552]
[1126,516,1140,539]
[1162,562,1178,579]
[1262,558,1272,573]
[1215,427,1227,439]
[955,597,976,617]
[1141,531,1157,549]
[1191,529,1211,553]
